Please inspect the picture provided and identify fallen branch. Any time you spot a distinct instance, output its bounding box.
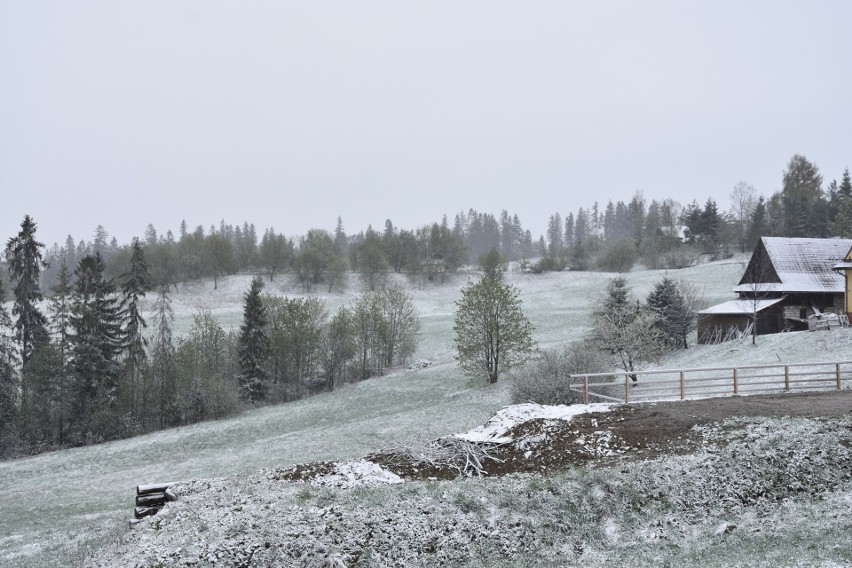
[378,435,507,477]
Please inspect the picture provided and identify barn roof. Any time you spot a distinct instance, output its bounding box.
[699,297,785,315]
[733,237,852,294]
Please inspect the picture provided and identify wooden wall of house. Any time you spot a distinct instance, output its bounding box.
[697,305,786,344]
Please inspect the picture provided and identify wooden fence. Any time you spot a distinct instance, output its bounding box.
[568,360,852,405]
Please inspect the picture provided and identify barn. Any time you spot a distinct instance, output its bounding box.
[697,237,852,343]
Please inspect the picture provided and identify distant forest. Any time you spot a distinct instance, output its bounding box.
[21,154,851,295]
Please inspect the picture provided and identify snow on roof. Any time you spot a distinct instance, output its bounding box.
[699,297,785,315]
[733,237,852,294]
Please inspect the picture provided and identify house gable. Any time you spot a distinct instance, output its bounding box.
[734,237,852,294]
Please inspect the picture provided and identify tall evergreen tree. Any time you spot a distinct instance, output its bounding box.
[48,263,74,445]
[647,277,690,349]
[237,277,270,402]
[546,213,564,258]
[840,168,852,200]
[781,154,826,237]
[5,215,49,367]
[120,239,149,419]
[69,253,123,441]
[746,196,768,249]
[149,285,175,428]
[0,279,20,451]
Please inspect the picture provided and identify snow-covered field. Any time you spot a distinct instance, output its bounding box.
[4,256,851,567]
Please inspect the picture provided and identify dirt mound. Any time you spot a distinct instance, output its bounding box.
[283,391,852,484]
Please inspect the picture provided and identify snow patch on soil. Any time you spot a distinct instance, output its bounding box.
[455,402,612,443]
[309,460,403,488]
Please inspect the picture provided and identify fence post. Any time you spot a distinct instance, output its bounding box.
[784,365,789,391]
[624,374,629,403]
[583,376,588,405]
[837,363,841,391]
[680,370,685,400]
[733,368,738,395]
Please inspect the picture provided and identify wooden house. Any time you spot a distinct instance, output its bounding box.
[697,237,852,343]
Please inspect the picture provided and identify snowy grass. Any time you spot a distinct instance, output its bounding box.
[0,255,825,567]
[87,415,852,567]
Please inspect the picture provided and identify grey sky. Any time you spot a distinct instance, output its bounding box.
[2,1,851,248]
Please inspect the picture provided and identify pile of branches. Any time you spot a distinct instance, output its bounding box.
[373,436,507,478]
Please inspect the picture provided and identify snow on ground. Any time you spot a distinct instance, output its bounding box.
[309,460,404,489]
[455,402,612,443]
[0,255,812,568]
[85,414,852,567]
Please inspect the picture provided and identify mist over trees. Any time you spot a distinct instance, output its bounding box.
[22,154,851,295]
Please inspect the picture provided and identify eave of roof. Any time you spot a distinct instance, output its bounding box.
[699,297,786,315]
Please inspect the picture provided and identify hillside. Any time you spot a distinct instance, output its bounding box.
[3,256,850,567]
[88,393,852,567]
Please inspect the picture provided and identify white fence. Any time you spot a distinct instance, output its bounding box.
[568,360,852,405]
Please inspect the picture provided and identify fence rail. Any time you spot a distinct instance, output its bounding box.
[568,360,852,405]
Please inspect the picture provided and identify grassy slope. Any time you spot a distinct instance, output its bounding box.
[0,256,788,567]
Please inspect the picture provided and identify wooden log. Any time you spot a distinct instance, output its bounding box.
[136,492,167,507]
[137,482,178,495]
[164,487,178,502]
[134,506,161,519]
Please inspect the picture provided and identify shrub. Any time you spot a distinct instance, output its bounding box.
[511,342,612,405]
[596,239,638,272]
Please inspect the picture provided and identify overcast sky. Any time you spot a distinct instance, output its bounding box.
[2,1,851,247]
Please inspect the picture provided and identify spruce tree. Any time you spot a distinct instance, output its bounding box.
[5,215,49,367]
[0,279,20,451]
[69,253,123,441]
[48,264,73,445]
[781,154,826,237]
[149,285,175,428]
[840,168,852,199]
[237,277,270,402]
[647,277,688,349]
[120,239,149,419]
[746,197,767,250]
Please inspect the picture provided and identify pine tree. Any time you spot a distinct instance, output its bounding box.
[237,277,270,402]
[47,263,73,445]
[546,213,563,258]
[592,277,662,381]
[149,285,175,428]
[647,277,686,349]
[781,154,826,237]
[746,197,768,249]
[69,253,123,441]
[334,216,348,254]
[5,215,50,368]
[840,168,852,200]
[0,279,20,451]
[120,239,149,420]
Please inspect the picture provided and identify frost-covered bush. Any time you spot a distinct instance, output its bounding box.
[511,342,612,405]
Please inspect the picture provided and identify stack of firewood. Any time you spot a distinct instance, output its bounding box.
[132,482,178,523]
